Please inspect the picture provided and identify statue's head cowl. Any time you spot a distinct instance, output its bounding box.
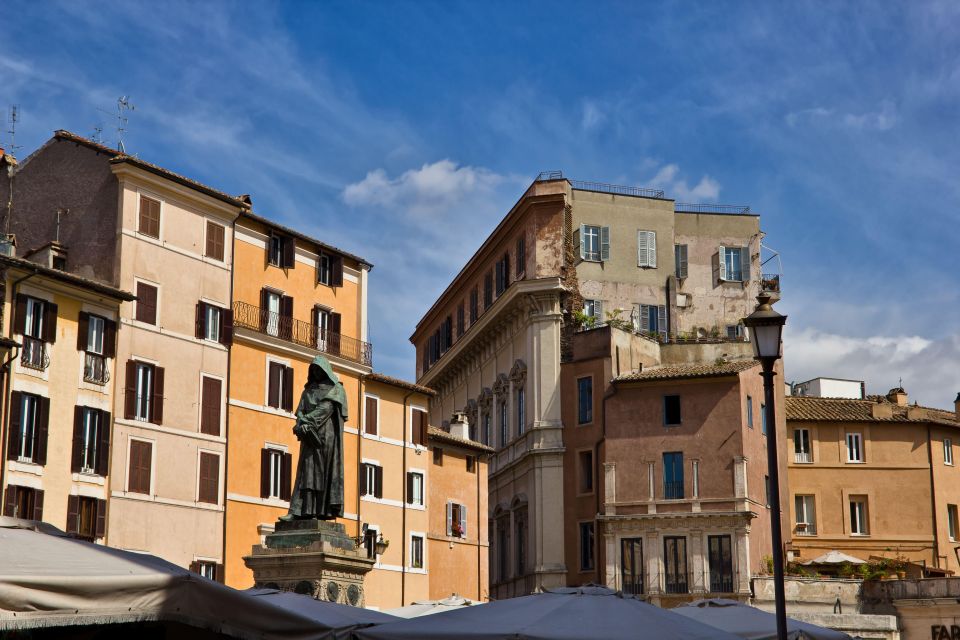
[307,355,348,421]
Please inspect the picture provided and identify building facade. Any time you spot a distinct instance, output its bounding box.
[786,387,960,574]
[412,174,773,598]
[1,255,133,543]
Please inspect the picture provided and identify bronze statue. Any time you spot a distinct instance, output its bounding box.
[280,355,346,521]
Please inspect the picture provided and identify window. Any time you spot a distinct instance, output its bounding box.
[406,472,424,506]
[268,233,294,268]
[260,447,291,500]
[470,287,479,323]
[795,495,817,535]
[361,463,383,498]
[363,526,380,559]
[621,538,644,595]
[135,282,158,325]
[663,452,684,499]
[3,485,43,520]
[191,561,218,581]
[133,362,155,422]
[128,439,153,495]
[717,246,749,282]
[86,315,105,354]
[267,362,294,411]
[411,409,428,447]
[433,447,443,466]
[674,244,688,278]
[583,299,603,324]
[364,396,379,436]
[516,386,525,436]
[637,230,656,267]
[482,412,491,446]
[946,439,954,466]
[516,516,527,576]
[632,303,667,338]
[761,404,767,435]
[466,455,475,473]
[205,221,225,261]
[746,396,754,428]
[579,521,595,570]
[15,295,55,370]
[262,290,282,337]
[138,195,160,238]
[22,296,45,339]
[692,460,700,498]
[765,475,771,507]
[410,534,424,569]
[578,450,594,494]
[516,236,526,277]
[317,252,343,286]
[448,502,467,538]
[318,253,331,285]
[663,536,688,593]
[457,303,465,337]
[846,433,864,463]
[949,505,958,541]
[496,519,509,580]
[66,495,105,541]
[708,535,734,593]
[205,304,221,342]
[580,224,608,262]
[499,400,508,447]
[81,313,113,384]
[726,324,744,340]
[495,252,510,296]
[850,496,868,535]
[663,395,681,426]
[483,271,493,308]
[577,377,593,424]
[10,392,47,464]
[195,302,230,344]
[198,452,220,504]
[795,429,812,463]
[313,306,330,350]
[73,407,106,474]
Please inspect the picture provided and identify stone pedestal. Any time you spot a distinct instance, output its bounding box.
[244,519,375,607]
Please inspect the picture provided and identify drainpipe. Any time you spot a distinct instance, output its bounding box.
[597,373,618,585]
[356,377,363,544]
[399,389,415,606]
[477,449,484,600]
[1,271,35,506]
[927,425,941,568]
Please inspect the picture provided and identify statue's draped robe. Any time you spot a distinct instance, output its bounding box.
[287,357,346,520]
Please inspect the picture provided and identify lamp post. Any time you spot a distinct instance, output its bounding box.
[742,291,788,640]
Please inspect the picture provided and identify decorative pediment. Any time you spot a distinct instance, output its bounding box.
[510,493,529,510]
[464,399,478,427]
[509,359,527,384]
[478,387,493,409]
[493,373,510,395]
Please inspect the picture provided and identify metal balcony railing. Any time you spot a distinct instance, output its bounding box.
[83,353,110,385]
[21,337,49,371]
[664,481,685,500]
[570,180,665,199]
[233,301,373,366]
[794,451,812,464]
[710,574,735,593]
[675,203,751,214]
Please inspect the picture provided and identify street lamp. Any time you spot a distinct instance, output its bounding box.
[742,291,788,640]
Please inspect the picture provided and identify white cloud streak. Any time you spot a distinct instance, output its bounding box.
[648,164,721,202]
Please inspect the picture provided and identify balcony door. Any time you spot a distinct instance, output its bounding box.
[708,535,734,593]
[621,538,643,595]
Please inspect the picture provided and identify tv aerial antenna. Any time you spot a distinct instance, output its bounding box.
[6,105,21,156]
[99,96,135,153]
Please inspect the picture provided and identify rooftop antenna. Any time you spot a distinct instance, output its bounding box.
[55,208,69,243]
[6,105,21,156]
[114,96,135,153]
[91,125,104,144]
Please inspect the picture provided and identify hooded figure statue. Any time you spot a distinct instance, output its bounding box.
[281,355,346,521]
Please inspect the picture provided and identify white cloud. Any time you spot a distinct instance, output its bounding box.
[648,163,721,202]
[784,327,960,409]
[343,160,507,217]
[581,100,606,130]
[785,100,897,131]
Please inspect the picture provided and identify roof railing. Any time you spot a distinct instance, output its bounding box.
[675,203,751,214]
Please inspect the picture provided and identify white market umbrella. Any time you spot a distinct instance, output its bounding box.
[385,593,481,618]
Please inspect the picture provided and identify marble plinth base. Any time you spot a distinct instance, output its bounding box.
[243,519,375,607]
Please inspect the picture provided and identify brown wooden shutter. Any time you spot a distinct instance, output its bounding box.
[2,488,15,516]
[282,366,294,412]
[374,465,383,499]
[124,360,137,420]
[198,453,219,504]
[206,221,225,261]
[104,319,117,359]
[7,391,21,461]
[42,301,58,343]
[200,377,222,436]
[417,410,428,446]
[259,288,270,332]
[359,464,368,495]
[189,560,201,574]
[279,295,294,340]
[215,564,224,583]
[66,495,80,534]
[267,363,281,409]
[13,294,28,335]
[328,312,341,356]
[260,448,271,498]
[331,256,343,287]
[220,308,233,346]
[364,397,377,435]
[95,499,107,538]
[77,312,90,351]
[406,472,413,503]
[136,283,157,325]
[151,366,165,425]
[282,236,295,268]
[96,410,111,477]
[35,397,50,465]
[195,302,206,339]
[129,440,151,494]
[32,489,43,521]
[280,452,292,501]
[71,406,84,473]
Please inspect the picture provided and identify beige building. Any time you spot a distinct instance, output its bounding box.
[412,174,773,598]
[786,387,960,574]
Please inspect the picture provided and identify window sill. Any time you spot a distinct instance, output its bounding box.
[850,533,870,537]
[9,460,43,475]
[846,461,865,464]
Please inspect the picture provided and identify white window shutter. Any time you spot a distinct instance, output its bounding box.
[740,246,751,282]
[637,231,648,267]
[446,502,452,536]
[600,227,610,261]
[640,304,650,332]
[630,304,640,331]
[596,300,603,321]
[657,305,667,338]
[459,504,467,537]
[718,247,727,281]
[578,225,586,260]
[648,231,657,268]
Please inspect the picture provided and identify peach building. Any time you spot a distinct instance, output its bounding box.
[0,253,133,541]
[786,387,960,573]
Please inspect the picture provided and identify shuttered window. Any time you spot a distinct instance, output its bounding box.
[579,225,609,261]
[7,392,49,465]
[406,472,424,506]
[633,303,667,338]
[66,495,106,540]
[469,287,479,323]
[448,502,467,537]
[516,236,526,277]
[3,485,43,521]
[268,233,295,268]
[716,246,751,282]
[267,362,294,411]
[260,448,291,500]
[318,252,344,286]
[674,244,688,278]
[138,195,161,238]
[200,376,222,436]
[205,221,225,261]
[127,361,164,424]
[198,452,220,504]
[456,303,465,337]
[128,440,153,494]
[364,396,379,435]
[637,230,657,268]
[483,272,493,308]
[135,282,158,325]
[360,463,383,498]
[412,409,428,446]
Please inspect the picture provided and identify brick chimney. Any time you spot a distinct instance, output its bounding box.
[886,387,908,406]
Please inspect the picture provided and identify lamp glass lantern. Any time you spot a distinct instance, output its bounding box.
[743,293,786,360]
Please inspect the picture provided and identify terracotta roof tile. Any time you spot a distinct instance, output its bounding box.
[427,426,494,453]
[613,359,759,383]
[786,396,958,426]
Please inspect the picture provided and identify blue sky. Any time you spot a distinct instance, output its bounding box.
[3,1,959,407]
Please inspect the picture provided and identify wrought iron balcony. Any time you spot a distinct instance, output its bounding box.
[233,301,372,367]
[83,353,110,385]
[663,481,685,500]
[21,337,49,371]
[761,273,781,294]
